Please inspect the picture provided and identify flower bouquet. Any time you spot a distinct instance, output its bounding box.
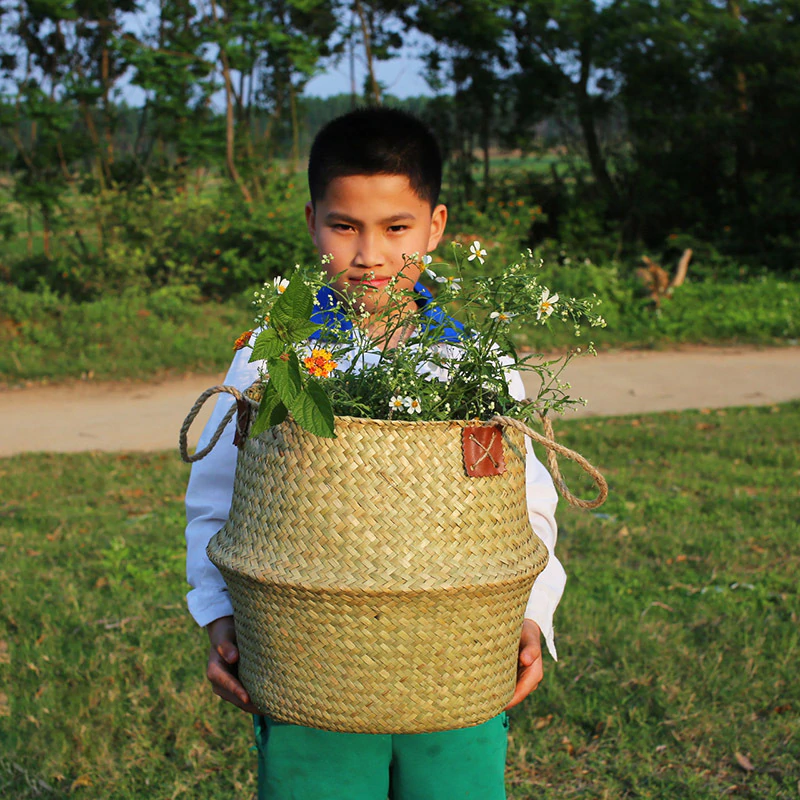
[180,243,608,734]
[235,243,606,440]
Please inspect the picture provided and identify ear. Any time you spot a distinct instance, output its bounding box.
[426,203,447,252]
[305,201,317,246]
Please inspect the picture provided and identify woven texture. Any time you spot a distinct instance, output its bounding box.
[207,415,549,734]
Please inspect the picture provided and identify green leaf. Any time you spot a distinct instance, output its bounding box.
[249,328,285,361]
[271,272,314,326]
[289,380,336,438]
[249,382,288,437]
[267,351,302,407]
[283,320,321,343]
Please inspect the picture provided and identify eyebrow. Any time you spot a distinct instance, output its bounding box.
[324,212,417,225]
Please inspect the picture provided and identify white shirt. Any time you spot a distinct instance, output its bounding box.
[185,344,567,659]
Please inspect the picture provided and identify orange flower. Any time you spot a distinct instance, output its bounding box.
[303,348,337,378]
[233,330,253,351]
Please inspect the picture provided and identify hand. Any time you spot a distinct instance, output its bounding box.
[504,619,544,711]
[206,616,261,714]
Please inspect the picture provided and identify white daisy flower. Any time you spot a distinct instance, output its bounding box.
[490,310,516,323]
[389,395,406,411]
[468,241,487,264]
[435,275,462,292]
[537,288,559,320]
[404,397,422,414]
[274,276,290,294]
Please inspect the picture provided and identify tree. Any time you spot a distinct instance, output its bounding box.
[0,1,101,257]
[508,0,624,212]
[411,0,513,202]
[119,0,220,184]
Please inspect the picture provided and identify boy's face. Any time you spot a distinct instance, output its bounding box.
[305,174,447,320]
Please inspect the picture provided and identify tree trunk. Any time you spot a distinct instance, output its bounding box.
[210,0,253,204]
[134,99,149,164]
[101,45,114,168]
[79,100,109,190]
[289,81,300,170]
[26,209,33,257]
[56,138,72,182]
[349,21,358,108]
[576,38,619,209]
[42,207,51,259]
[354,0,381,105]
[727,1,749,115]
[67,16,110,188]
[727,0,750,209]
[481,100,491,201]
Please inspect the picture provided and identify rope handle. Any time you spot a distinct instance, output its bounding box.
[486,413,608,510]
[179,385,259,463]
[179,386,608,509]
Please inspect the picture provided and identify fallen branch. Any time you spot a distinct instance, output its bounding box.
[636,249,693,306]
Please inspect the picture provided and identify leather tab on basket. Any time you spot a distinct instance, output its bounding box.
[463,426,505,477]
[233,398,251,447]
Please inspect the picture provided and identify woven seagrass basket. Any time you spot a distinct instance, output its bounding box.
[181,384,607,734]
[208,412,547,734]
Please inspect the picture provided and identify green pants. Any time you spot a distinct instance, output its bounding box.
[253,713,509,800]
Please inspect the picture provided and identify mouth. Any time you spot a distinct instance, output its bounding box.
[350,276,391,290]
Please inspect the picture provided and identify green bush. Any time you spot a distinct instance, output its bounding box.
[4,175,316,301]
[646,279,799,342]
[0,284,249,383]
[443,176,546,265]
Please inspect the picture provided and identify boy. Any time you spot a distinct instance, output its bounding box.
[185,107,566,799]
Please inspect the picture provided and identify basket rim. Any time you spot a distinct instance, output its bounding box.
[263,414,506,431]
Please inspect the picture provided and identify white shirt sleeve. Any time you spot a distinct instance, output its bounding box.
[507,369,566,661]
[184,346,261,628]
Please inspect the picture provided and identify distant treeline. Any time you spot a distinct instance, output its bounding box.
[2,1,800,274]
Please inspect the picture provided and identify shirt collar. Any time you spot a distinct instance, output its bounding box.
[310,283,464,344]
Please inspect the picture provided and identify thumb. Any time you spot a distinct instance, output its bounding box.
[219,641,240,664]
[519,646,536,667]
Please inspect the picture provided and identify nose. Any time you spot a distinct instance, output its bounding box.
[353,231,384,271]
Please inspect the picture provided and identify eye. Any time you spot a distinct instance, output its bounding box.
[331,223,354,232]
[388,225,408,233]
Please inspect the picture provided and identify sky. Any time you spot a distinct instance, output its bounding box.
[305,51,433,99]
[0,1,437,106]
[117,36,435,109]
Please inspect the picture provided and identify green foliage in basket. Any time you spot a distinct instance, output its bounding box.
[236,243,607,439]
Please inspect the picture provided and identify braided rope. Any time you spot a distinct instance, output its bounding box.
[487,413,608,509]
[178,385,608,509]
[178,385,258,463]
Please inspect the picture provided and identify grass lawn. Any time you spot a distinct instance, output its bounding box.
[1,403,798,798]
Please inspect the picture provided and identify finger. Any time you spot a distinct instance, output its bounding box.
[216,640,240,665]
[519,642,539,667]
[207,653,259,713]
[210,674,261,714]
[214,687,261,715]
[504,659,544,711]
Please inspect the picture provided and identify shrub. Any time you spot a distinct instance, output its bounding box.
[3,174,316,301]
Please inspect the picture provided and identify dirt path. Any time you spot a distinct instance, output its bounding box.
[2,346,799,457]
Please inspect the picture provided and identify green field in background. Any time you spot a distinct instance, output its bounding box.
[1,403,798,798]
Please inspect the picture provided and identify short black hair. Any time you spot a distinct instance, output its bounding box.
[308,107,442,209]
